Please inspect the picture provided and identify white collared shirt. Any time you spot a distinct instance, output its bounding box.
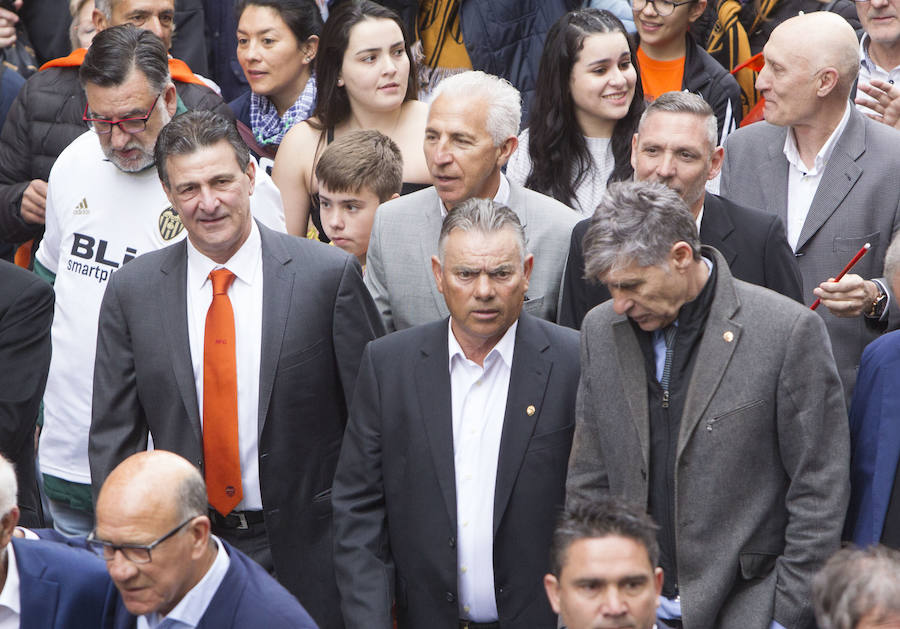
[186,221,264,510]
[0,544,21,629]
[783,104,851,251]
[439,173,512,219]
[448,319,518,622]
[137,536,231,629]
[857,33,900,118]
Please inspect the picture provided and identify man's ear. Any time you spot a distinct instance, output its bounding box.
[707,146,724,181]
[244,158,257,196]
[816,67,840,98]
[670,241,695,270]
[431,255,444,294]
[92,8,109,33]
[163,83,177,117]
[543,574,562,614]
[496,135,519,168]
[631,133,640,171]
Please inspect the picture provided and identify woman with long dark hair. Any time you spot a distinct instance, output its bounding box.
[506,9,643,216]
[272,0,429,237]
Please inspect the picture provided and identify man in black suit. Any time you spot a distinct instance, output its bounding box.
[0,259,52,527]
[559,91,802,329]
[333,198,580,628]
[89,110,384,629]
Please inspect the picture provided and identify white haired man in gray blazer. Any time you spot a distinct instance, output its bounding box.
[365,70,578,331]
[567,181,849,629]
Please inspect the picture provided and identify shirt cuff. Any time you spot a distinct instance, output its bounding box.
[867,278,890,321]
[770,620,787,629]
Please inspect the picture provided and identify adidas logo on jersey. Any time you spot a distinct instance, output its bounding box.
[73,198,89,215]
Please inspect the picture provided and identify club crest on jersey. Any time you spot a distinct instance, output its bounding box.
[158,206,184,241]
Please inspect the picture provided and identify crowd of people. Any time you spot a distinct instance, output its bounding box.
[0,0,898,628]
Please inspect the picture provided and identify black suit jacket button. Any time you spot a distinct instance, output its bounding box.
[448,536,456,548]
[445,592,455,603]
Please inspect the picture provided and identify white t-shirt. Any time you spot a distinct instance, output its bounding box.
[37,130,285,485]
[505,128,613,216]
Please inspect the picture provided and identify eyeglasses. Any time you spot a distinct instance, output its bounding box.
[83,93,161,135]
[631,0,698,16]
[87,515,199,564]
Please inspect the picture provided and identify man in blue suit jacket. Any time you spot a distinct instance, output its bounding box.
[846,233,900,549]
[0,454,113,628]
[95,450,318,629]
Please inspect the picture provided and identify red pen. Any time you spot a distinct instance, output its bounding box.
[810,242,871,310]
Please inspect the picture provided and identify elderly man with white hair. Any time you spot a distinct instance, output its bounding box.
[364,70,578,331]
[0,454,112,626]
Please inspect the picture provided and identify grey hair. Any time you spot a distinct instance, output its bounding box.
[639,91,718,152]
[0,456,17,519]
[175,464,209,521]
[884,231,900,294]
[155,110,251,188]
[431,71,521,146]
[438,198,527,263]
[94,0,112,18]
[583,181,701,282]
[812,545,900,629]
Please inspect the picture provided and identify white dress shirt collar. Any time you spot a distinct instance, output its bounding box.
[440,173,512,220]
[138,536,231,629]
[783,102,851,176]
[186,220,262,291]
[0,543,21,621]
[447,318,517,371]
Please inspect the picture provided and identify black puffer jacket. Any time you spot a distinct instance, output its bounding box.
[681,32,743,143]
[0,63,231,245]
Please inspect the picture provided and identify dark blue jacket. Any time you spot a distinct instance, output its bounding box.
[14,536,114,629]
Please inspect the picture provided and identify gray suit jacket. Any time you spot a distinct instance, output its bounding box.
[364,181,578,331]
[567,248,849,629]
[720,108,900,396]
[89,222,385,629]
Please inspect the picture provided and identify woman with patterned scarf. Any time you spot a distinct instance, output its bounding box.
[229,0,323,166]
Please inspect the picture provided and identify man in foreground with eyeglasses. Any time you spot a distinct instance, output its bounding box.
[632,0,741,142]
[92,449,318,628]
[34,24,283,539]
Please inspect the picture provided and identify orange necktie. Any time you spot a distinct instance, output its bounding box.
[203,269,243,516]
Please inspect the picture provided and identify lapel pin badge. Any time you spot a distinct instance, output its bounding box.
[526,405,536,416]
[723,331,734,343]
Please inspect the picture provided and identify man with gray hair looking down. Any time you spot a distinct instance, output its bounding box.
[364,70,578,331]
[334,198,580,627]
[567,181,849,628]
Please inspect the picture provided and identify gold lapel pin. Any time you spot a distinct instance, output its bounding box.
[526,405,536,416]
[723,331,734,343]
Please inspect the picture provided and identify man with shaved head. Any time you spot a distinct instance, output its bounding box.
[92,451,317,628]
[721,12,900,399]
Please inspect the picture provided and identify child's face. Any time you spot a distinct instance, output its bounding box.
[319,185,383,264]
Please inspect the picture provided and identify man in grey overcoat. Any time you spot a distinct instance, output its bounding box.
[567,181,849,629]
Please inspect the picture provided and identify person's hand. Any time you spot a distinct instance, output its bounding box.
[856,79,900,129]
[20,179,47,225]
[813,274,879,318]
[0,2,21,49]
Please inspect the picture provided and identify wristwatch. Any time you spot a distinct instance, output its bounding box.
[866,285,888,319]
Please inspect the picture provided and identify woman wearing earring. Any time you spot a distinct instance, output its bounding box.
[272,0,429,238]
[229,0,323,164]
[506,9,643,216]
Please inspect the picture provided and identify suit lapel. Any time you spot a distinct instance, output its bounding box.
[493,315,551,535]
[612,318,650,468]
[699,195,737,268]
[796,111,865,251]
[423,192,450,320]
[415,323,457,527]
[159,242,202,445]
[14,540,60,629]
[678,249,742,460]
[762,133,790,224]
[257,225,293,439]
